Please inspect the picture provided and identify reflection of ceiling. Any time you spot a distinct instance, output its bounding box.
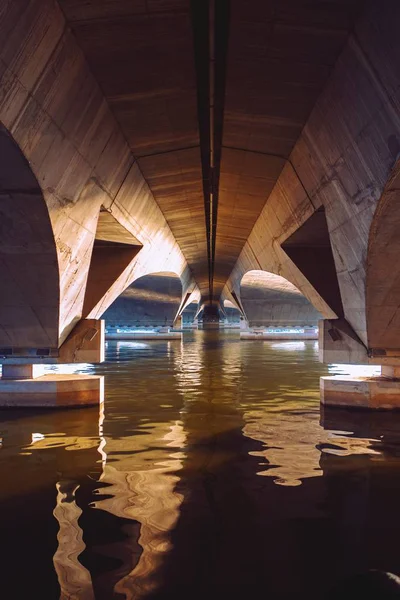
[241,270,301,296]
[59,0,364,301]
[121,289,181,304]
[122,274,182,303]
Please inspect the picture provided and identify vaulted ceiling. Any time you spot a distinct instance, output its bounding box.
[58,0,364,302]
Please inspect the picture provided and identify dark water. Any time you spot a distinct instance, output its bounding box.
[1,330,400,599]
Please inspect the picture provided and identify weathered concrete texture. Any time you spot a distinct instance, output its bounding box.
[58,319,105,364]
[82,212,143,318]
[240,270,321,327]
[1,364,38,380]
[222,2,400,353]
[318,318,369,365]
[58,0,209,295]
[214,0,363,297]
[367,159,400,351]
[2,0,400,392]
[319,318,400,368]
[102,274,182,328]
[0,374,104,408]
[0,126,60,349]
[51,0,364,300]
[0,0,196,350]
[321,376,400,410]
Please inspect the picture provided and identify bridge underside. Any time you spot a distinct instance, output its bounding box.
[57,0,364,301]
[1,0,400,409]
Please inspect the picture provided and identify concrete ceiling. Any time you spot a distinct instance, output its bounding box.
[241,270,302,296]
[59,0,363,301]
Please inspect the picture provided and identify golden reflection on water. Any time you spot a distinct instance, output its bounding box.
[95,419,187,599]
[53,481,95,600]
[1,331,400,599]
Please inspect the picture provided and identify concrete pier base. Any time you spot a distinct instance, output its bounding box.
[0,373,104,408]
[320,375,400,410]
[1,364,38,380]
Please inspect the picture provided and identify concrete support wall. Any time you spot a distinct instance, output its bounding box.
[366,160,400,351]
[0,0,196,349]
[222,2,400,356]
[0,126,60,348]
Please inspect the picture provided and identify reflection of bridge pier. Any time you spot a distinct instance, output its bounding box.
[0,406,102,598]
[73,340,187,599]
[53,481,95,600]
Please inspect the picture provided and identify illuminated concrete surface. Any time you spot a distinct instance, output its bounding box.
[0,374,104,408]
[1,0,400,408]
[321,376,400,411]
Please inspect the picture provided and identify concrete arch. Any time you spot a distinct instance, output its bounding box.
[366,160,400,351]
[239,270,322,328]
[101,271,183,329]
[130,270,183,291]
[221,233,337,328]
[0,1,196,344]
[0,125,59,349]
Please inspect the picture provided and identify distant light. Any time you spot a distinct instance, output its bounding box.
[116,341,148,349]
[328,364,381,377]
[264,328,306,334]
[43,363,94,375]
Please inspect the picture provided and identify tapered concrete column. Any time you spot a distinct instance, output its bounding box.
[174,315,182,329]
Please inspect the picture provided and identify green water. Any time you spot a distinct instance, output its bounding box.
[1,330,400,599]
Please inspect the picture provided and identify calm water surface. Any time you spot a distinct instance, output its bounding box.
[1,330,400,599]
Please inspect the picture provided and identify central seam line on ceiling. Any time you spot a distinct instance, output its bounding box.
[190,0,230,303]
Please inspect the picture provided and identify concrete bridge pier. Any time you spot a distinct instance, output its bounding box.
[319,320,400,411]
[321,370,400,411]
[0,320,105,409]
